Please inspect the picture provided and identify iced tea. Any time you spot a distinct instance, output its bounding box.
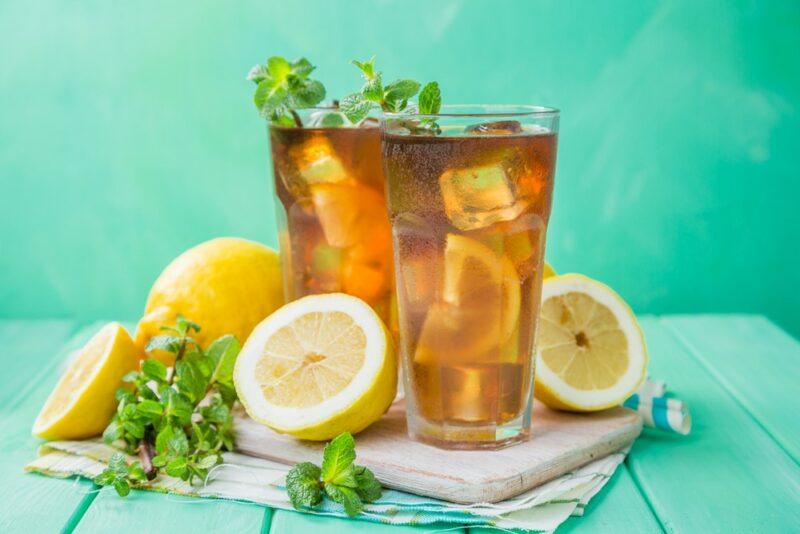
[381,106,558,449]
[270,118,394,326]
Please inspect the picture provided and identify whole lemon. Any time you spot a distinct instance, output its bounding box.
[134,237,284,362]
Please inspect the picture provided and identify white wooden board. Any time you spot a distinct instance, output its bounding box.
[234,400,641,504]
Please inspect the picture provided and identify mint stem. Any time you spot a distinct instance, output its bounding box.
[139,436,156,480]
[290,109,303,128]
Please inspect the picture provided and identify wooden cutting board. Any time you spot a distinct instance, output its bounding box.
[234,400,641,504]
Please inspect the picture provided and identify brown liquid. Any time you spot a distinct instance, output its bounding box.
[382,132,557,427]
[270,126,394,327]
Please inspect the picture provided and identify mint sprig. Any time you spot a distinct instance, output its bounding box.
[285,432,382,517]
[340,57,440,128]
[248,56,326,126]
[96,316,241,496]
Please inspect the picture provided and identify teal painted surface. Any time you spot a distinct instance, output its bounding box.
[1,1,798,334]
[2,316,798,531]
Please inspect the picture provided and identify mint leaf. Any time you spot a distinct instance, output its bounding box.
[161,388,193,425]
[320,113,345,127]
[362,75,383,103]
[197,454,219,470]
[175,315,201,335]
[325,484,363,517]
[418,82,441,115]
[384,79,420,101]
[145,335,181,353]
[248,56,327,125]
[290,79,325,108]
[354,465,382,502]
[141,359,168,383]
[135,399,163,417]
[286,462,323,510]
[352,57,377,80]
[321,432,356,485]
[113,480,131,497]
[207,335,241,388]
[267,56,292,82]
[165,457,189,478]
[340,94,373,124]
[290,58,314,77]
[246,64,269,84]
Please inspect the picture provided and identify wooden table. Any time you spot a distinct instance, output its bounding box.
[2,315,798,532]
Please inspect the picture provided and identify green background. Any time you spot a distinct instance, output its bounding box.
[1,0,798,335]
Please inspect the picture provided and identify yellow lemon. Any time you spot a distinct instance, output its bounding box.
[33,323,142,440]
[415,234,520,365]
[134,237,283,363]
[534,274,647,411]
[543,262,556,278]
[234,293,396,441]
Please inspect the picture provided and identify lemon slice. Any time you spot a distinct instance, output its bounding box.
[234,293,396,440]
[33,323,142,440]
[543,262,556,278]
[534,274,647,411]
[415,234,520,364]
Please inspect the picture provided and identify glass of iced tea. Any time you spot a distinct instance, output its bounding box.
[381,105,559,449]
[269,109,395,328]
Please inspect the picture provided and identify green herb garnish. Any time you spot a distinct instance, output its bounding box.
[340,57,441,130]
[286,432,382,517]
[95,316,241,496]
[247,56,327,126]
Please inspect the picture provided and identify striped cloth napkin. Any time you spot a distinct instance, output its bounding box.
[25,380,689,533]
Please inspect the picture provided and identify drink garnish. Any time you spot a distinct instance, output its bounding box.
[95,316,241,496]
[340,57,442,132]
[286,432,382,517]
[247,56,327,126]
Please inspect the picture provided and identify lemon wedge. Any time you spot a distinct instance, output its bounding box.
[415,234,520,364]
[234,293,396,440]
[534,274,647,411]
[33,323,142,440]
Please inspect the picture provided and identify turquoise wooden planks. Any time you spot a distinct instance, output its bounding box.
[558,466,661,533]
[0,320,94,533]
[269,510,463,533]
[0,320,75,406]
[469,466,660,534]
[74,491,268,534]
[662,315,800,463]
[628,316,800,532]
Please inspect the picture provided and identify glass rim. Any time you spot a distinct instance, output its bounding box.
[383,104,559,120]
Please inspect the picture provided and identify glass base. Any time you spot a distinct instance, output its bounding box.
[407,413,531,451]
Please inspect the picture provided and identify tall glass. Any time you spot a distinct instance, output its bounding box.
[269,110,394,327]
[381,105,559,449]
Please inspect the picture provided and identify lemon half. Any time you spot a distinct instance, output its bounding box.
[234,293,396,440]
[534,274,647,411]
[33,323,142,440]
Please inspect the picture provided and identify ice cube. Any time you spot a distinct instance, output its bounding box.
[439,161,527,231]
[464,120,522,135]
[291,137,350,185]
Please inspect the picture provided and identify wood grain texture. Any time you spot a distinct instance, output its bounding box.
[0,320,90,533]
[269,509,461,534]
[236,400,642,504]
[629,316,800,532]
[74,490,268,534]
[662,314,800,463]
